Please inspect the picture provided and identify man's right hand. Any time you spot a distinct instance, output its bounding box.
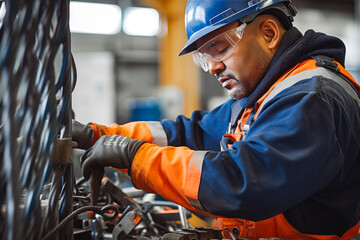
[81,135,145,180]
[72,119,94,150]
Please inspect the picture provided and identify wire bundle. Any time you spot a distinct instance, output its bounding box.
[0,0,75,239]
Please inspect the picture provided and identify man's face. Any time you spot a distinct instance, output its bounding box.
[195,20,272,100]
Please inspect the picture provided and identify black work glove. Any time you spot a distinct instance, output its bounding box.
[72,119,94,150]
[81,135,145,180]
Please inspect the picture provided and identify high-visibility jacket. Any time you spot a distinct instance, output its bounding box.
[89,28,360,238]
[215,58,360,239]
[90,57,360,239]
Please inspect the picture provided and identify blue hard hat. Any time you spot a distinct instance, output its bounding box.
[179,0,297,56]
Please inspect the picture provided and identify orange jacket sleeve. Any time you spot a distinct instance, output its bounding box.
[89,121,168,146]
[130,142,213,216]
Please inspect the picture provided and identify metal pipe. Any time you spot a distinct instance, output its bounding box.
[177,205,190,229]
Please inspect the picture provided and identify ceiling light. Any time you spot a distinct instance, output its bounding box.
[123,7,160,36]
[70,1,122,35]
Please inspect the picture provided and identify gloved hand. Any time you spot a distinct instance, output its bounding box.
[72,119,94,150]
[81,135,145,180]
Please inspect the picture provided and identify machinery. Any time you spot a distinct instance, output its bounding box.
[40,172,223,240]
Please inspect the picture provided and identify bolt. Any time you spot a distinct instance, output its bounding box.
[232,227,240,236]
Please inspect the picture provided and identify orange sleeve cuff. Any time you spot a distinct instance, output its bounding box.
[90,122,154,143]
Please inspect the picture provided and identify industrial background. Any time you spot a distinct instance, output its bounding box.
[70,0,360,126]
[0,0,359,239]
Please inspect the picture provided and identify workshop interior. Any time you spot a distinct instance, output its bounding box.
[0,0,359,239]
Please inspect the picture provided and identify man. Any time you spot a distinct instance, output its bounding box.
[73,0,360,238]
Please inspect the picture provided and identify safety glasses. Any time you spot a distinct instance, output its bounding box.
[193,23,247,72]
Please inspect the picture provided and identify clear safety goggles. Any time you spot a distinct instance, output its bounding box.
[193,23,247,72]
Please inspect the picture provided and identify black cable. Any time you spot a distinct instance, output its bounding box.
[41,204,120,240]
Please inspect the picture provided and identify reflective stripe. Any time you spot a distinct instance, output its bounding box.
[259,67,360,114]
[146,121,168,147]
[185,150,208,211]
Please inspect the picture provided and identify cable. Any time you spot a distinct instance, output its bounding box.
[227,230,237,240]
[41,204,120,240]
[1,0,75,239]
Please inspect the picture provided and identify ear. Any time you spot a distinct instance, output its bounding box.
[259,19,281,50]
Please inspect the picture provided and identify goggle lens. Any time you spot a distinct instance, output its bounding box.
[193,23,247,72]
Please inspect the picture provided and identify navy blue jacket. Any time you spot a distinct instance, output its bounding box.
[160,27,360,236]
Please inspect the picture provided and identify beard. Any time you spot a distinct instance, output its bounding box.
[214,75,246,100]
[215,72,246,100]
[228,82,245,100]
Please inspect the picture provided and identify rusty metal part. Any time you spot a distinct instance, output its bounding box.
[55,138,73,165]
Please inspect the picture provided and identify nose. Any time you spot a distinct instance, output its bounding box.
[207,59,226,75]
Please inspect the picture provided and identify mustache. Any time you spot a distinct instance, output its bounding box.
[215,72,237,81]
